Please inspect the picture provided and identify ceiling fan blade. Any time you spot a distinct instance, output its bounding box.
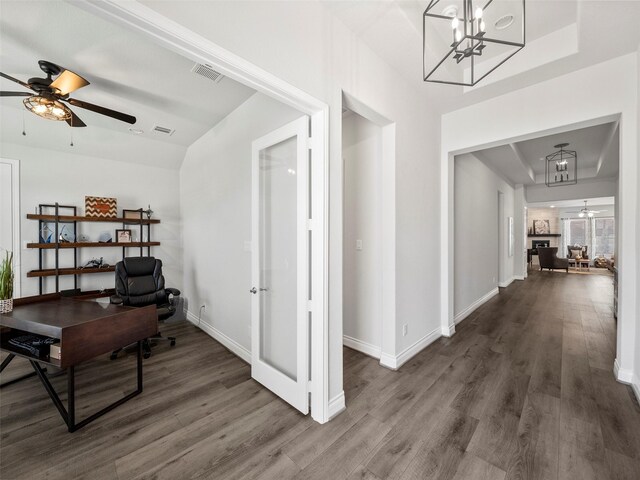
[0,71,32,90]
[65,97,136,124]
[66,107,86,128]
[0,91,31,97]
[50,69,89,95]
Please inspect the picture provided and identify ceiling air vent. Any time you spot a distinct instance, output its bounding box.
[152,125,175,136]
[191,63,224,83]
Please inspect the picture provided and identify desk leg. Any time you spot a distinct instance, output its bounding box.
[29,344,144,433]
[1,354,42,388]
[67,366,75,431]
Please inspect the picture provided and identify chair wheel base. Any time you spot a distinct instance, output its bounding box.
[143,352,151,359]
[110,353,118,361]
[170,340,176,347]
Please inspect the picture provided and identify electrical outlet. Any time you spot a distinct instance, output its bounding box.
[402,324,408,336]
[356,239,363,251]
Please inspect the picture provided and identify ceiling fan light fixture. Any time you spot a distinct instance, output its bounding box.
[23,95,71,121]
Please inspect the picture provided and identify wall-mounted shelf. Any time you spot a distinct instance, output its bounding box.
[528,234,561,237]
[27,214,160,224]
[27,204,160,294]
[27,267,116,278]
[27,242,161,249]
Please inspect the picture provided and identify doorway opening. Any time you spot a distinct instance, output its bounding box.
[341,92,396,377]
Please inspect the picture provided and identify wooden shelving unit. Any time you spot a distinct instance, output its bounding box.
[26,267,116,278]
[27,204,161,294]
[27,242,160,249]
[26,214,160,224]
[527,234,561,237]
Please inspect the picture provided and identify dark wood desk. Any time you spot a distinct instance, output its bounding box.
[0,294,157,432]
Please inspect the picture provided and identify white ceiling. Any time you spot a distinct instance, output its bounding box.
[324,0,640,112]
[468,121,619,186]
[0,0,256,168]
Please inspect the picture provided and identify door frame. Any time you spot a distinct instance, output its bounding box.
[81,1,330,423]
[0,158,21,298]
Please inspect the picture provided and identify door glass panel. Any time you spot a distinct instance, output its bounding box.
[259,136,298,380]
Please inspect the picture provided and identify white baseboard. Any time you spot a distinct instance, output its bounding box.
[454,287,499,325]
[186,311,251,364]
[613,358,634,383]
[632,375,640,405]
[514,275,525,281]
[343,335,381,359]
[379,327,441,370]
[441,324,455,337]
[498,277,514,288]
[328,391,346,419]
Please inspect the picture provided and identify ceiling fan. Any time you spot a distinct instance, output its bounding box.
[567,200,607,218]
[0,60,136,127]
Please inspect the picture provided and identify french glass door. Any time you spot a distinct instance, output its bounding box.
[251,116,309,414]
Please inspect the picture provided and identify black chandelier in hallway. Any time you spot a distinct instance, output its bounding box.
[423,0,526,86]
[545,142,578,187]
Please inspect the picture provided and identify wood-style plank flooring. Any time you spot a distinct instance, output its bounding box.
[2,270,639,479]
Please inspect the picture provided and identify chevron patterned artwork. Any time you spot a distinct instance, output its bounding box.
[85,196,117,218]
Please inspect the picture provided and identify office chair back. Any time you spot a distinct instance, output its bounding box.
[114,257,168,308]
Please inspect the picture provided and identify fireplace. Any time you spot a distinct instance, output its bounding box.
[532,240,550,250]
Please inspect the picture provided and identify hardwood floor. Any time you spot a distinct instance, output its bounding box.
[1,270,639,479]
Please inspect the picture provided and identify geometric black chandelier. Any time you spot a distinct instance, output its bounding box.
[545,143,577,187]
[423,0,526,86]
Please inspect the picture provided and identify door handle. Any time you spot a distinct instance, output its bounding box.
[260,288,268,292]
[249,287,257,294]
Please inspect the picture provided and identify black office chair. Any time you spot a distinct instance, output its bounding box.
[110,257,180,359]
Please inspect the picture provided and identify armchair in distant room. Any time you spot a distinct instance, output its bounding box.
[567,245,589,260]
[537,247,569,272]
[110,256,180,359]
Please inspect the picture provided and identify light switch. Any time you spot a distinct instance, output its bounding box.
[356,239,363,251]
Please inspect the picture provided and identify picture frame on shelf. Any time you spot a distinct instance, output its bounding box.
[85,196,117,218]
[533,219,550,235]
[123,208,144,220]
[115,229,132,243]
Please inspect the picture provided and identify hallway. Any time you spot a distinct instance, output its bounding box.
[1,271,638,479]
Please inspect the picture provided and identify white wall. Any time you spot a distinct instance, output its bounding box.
[454,153,514,322]
[526,177,618,203]
[143,0,441,401]
[635,44,640,402]
[0,143,182,297]
[180,92,301,357]
[441,53,639,395]
[513,184,527,279]
[342,112,382,355]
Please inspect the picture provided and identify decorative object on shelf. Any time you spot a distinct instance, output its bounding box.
[85,196,117,218]
[78,233,90,242]
[39,223,54,243]
[116,229,132,243]
[533,219,550,235]
[423,0,526,86]
[144,204,154,219]
[545,143,577,187]
[98,232,113,243]
[123,208,143,220]
[80,257,110,269]
[0,250,14,313]
[58,225,75,243]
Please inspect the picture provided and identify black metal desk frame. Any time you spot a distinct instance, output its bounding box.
[0,341,143,433]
